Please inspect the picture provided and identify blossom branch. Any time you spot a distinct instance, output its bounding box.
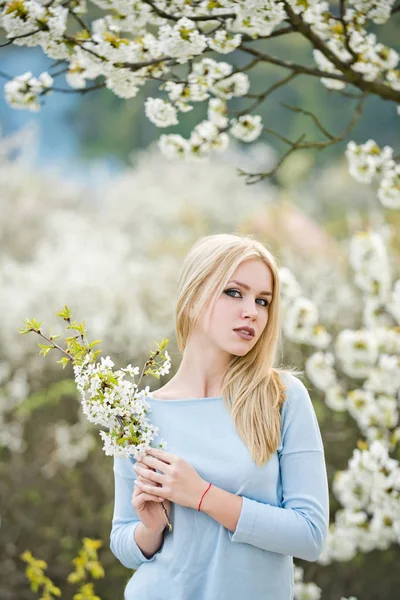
[338,0,357,64]
[284,2,400,102]
[142,0,235,22]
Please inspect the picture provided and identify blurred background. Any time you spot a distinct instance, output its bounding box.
[1,10,400,600]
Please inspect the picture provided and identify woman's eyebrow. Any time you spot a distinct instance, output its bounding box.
[230,280,273,296]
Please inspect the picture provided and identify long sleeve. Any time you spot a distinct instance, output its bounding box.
[110,455,162,570]
[228,375,329,561]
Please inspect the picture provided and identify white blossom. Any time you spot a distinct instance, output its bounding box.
[335,329,379,378]
[158,133,190,158]
[306,351,337,391]
[5,71,53,111]
[378,164,400,209]
[208,98,229,129]
[207,30,242,54]
[346,140,394,184]
[158,17,207,63]
[230,114,263,142]
[231,0,286,38]
[211,72,250,100]
[145,98,179,127]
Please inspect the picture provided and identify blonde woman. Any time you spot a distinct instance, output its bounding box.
[110,233,329,600]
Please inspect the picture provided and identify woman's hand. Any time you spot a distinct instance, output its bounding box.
[133,448,209,511]
[131,464,171,533]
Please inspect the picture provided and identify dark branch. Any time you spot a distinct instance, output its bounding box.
[233,72,297,116]
[281,102,336,140]
[0,28,42,47]
[238,94,365,183]
[50,82,106,94]
[142,0,235,22]
[240,44,347,82]
[68,7,90,33]
[238,134,306,184]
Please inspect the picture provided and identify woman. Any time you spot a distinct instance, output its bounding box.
[110,233,329,600]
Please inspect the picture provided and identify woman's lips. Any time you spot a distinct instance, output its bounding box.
[234,330,254,341]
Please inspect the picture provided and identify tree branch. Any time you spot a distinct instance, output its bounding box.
[233,72,297,116]
[281,102,336,140]
[238,94,365,184]
[0,28,43,47]
[240,44,347,82]
[238,134,306,184]
[50,82,106,94]
[283,2,400,102]
[142,0,235,22]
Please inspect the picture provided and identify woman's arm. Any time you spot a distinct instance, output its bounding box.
[110,457,165,569]
[201,376,329,562]
[134,522,164,559]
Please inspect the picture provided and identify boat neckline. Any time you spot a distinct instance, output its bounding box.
[146,394,223,403]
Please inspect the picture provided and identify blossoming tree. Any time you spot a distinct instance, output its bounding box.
[0,0,399,205]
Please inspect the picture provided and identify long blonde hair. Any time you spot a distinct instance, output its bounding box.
[175,233,298,467]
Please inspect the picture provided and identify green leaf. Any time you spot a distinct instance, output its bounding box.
[56,305,71,320]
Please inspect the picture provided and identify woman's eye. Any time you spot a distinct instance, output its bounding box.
[224,289,269,307]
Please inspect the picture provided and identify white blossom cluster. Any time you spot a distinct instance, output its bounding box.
[1,0,68,46]
[304,229,400,445]
[285,0,399,92]
[73,353,171,459]
[2,0,399,177]
[5,71,53,111]
[346,140,400,210]
[319,441,400,563]
[279,220,400,561]
[279,266,332,348]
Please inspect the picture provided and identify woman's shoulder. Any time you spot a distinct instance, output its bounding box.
[277,370,313,417]
[278,370,308,394]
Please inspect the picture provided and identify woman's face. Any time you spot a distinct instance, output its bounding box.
[201,258,274,356]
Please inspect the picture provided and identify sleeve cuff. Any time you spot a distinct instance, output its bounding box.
[228,495,257,544]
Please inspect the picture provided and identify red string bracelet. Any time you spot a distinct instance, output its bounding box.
[198,482,212,511]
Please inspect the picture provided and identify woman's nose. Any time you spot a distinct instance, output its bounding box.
[242,301,258,318]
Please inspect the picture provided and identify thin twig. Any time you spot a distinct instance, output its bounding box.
[68,7,90,33]
[234,72,297,116]
[50,82,106,94]
[240,44,347,83]
[0,28,42,47]
[142,0,235,22]
[239,134,306,184]
[33,330,75,363]
[238,93,365,183]
[281,102,336,140]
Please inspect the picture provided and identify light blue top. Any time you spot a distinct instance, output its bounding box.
[110,373,329,600]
